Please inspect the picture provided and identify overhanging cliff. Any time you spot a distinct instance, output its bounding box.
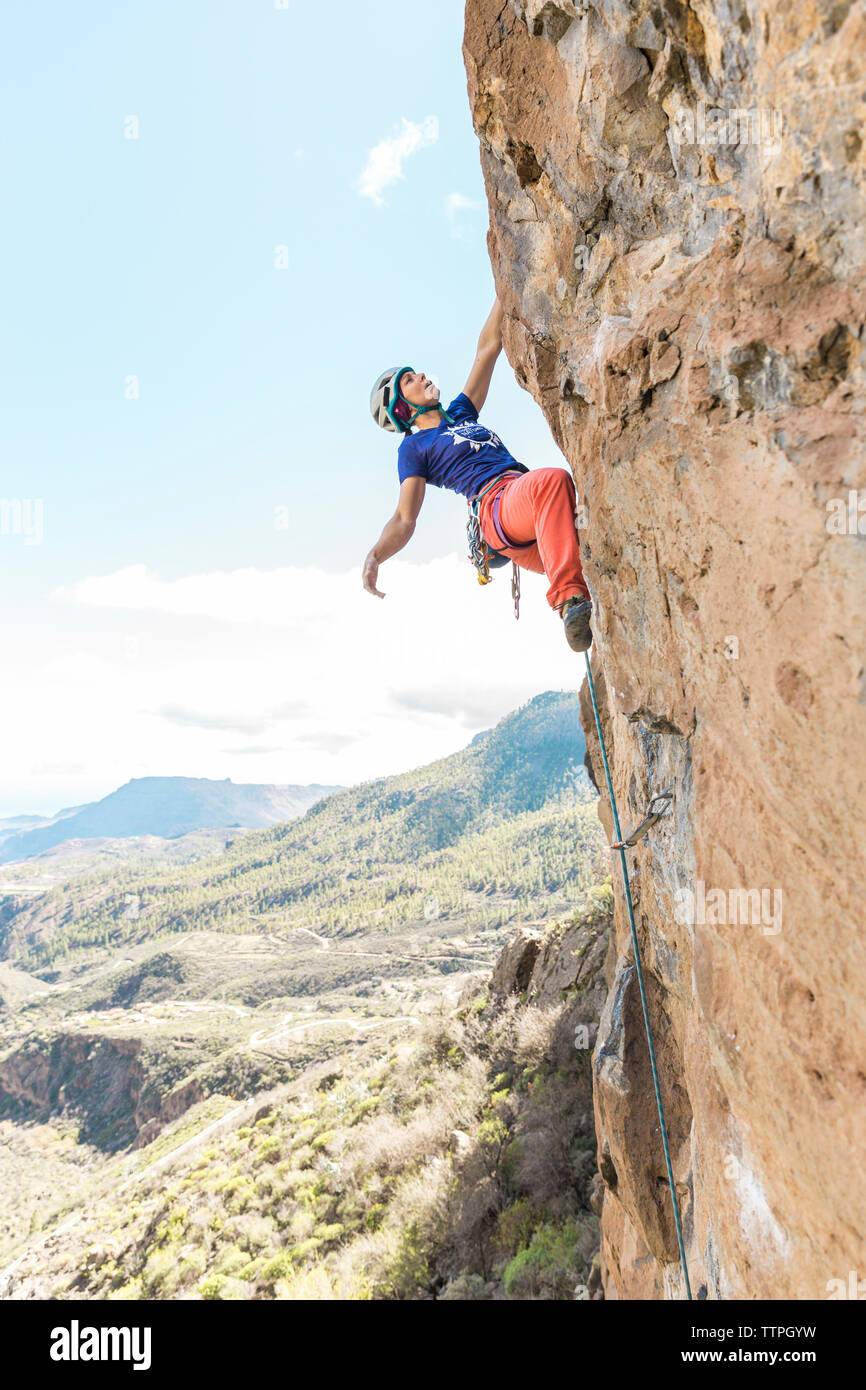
[464,0,866,1298]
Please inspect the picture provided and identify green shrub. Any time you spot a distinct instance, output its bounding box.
[296,1179,325,1209]
[351,1097,380,1122]
[503,1220,586,1300]
[438,1274,492,1301]
[495,1199,543,1256]
[384,1223,428,1299]
[214,1245,249,1277]
[364,1204,386,1232]
[315,1222,344,1243]
[177,1248,208,1283]
[107,1276,144,1301]
[587,881,613,916]
[199,1273,227,1300]
[141,1247,177,1294]
[221,1177,257,1213]
[260,1250,294,1284]
[288,1237,321,1262]
[153,1206,188,1245]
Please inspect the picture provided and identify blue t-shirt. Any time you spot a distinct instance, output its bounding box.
[396,393,528,500]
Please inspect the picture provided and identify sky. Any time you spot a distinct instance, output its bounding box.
[0,0,577,816]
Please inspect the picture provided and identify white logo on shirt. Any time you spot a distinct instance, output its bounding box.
[444,421,503,453]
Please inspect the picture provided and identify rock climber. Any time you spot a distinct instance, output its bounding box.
[364,296,593,652]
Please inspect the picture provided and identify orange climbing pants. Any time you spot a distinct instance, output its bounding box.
[478,466,589,610]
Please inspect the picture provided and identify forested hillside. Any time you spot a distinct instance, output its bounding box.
[1,693,597,971]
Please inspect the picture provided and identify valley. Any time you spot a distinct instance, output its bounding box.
[0,693,610,1299]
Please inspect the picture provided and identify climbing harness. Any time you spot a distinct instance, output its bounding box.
[466,471,531,619]
[611,789,674,850]
[583,654,693,1300]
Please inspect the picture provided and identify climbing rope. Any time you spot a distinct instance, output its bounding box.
[583,652,693,1301]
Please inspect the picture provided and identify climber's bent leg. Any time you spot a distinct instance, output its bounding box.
[481,467,589,609]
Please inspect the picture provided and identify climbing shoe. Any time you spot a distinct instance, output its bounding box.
[561,595,592,652]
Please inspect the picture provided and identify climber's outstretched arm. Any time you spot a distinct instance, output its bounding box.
[362,476,426,597]
[462,297,504,412]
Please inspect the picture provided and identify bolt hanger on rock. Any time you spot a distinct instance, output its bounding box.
[610,789,674,851]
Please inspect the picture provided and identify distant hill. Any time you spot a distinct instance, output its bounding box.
[0,815,56,834]
[2,691,598,967]
[0,778,341,867]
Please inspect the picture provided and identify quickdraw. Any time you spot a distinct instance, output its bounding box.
[610,789,674,850]
[511,561,521,621]
[466,472,526,619]
[466,503,503,585]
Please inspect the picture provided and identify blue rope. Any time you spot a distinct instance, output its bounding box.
[583,652,692,1300]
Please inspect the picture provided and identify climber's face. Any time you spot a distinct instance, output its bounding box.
[398,370,440,408]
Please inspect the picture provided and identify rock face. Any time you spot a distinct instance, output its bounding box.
[464,0,866,1298]
[0,1032,203,1151]
[490,928,542,996]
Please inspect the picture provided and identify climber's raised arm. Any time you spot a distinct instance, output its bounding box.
[362,475,426,598]
[462,297,504,413]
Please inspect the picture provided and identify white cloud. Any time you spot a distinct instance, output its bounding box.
[447,193,480,219]
[357,116,439,205]
[445,192,482,240]
[0,556,581,815]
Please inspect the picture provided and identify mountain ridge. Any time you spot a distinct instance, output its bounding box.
[0,777,343,867]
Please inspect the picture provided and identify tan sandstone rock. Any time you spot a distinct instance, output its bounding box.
[464,0,866,1299]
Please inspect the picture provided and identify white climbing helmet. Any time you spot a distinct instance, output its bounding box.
[370,365,450,433]
[369,365,414,433]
